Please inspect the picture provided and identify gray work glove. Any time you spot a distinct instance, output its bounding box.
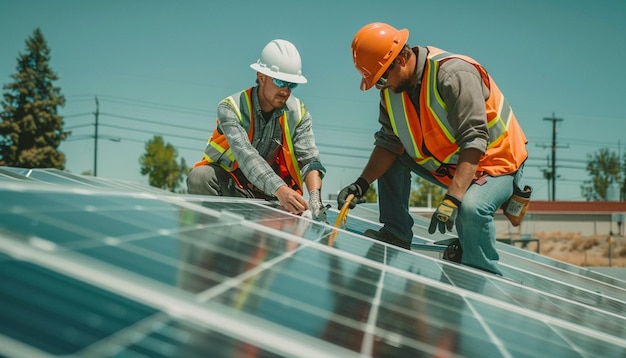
[309,189,329,223]
[337,177,369,209]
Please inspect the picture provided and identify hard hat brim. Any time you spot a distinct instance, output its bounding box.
[250,63,308,84]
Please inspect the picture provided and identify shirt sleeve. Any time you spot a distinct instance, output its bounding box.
[216,101,285,195]
[437,59,490,153]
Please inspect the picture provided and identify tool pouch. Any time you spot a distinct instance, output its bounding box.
[443,238,463,263]
[503,185,532,227]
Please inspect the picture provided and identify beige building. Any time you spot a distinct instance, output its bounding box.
[495,201,626,237]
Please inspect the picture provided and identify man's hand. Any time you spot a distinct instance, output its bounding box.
[428,193,462,234]
[308,189,329,222]
[275,185,308,215]
[337,177,369,209]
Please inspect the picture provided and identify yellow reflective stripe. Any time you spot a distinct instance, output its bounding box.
[205,140,236,169]
[297,99,306,122]
[384,90,422,160]
[442,149,458,163]
[429,47,512,150]
[204,90,255,171]
[487,116,506,149]
[241,89,252,131]
[383,91,399,134]
[384,89,444,171]
[426,48,459,142]
[425,58,455,143]
[220,92,252,132]
[283,97,304,187]
[416,157,442,171]
[430,50,453,62]
[221,96,242,121]
[485,96,511,149]
[282,116,303,186]
[500,97,511,125]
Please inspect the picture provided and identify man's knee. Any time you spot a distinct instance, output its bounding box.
[187,166,217,195]
[458,197,478,218]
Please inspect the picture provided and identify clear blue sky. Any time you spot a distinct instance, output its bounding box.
[2,0,625,201]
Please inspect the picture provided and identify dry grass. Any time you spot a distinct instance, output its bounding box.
[532,231,626,267]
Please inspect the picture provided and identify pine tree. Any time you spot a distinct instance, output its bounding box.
[0,28,68,169]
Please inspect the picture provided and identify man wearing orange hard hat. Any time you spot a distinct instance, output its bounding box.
[338,22,530,275]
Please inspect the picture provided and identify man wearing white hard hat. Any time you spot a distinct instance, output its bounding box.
[187,39,328,222]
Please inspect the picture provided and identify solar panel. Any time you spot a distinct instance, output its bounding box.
[1,167,625,357]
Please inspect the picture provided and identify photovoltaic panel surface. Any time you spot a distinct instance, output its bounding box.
[0,168,625,357]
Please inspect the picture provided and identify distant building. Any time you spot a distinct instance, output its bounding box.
[496,201,626,237]
[410,201,626,237]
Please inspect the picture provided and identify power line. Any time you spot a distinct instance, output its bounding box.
[95,94,210,116]
[63,112,92,119]
[65,123,94,130]
[100,112,205,132]
[98,123,200,141]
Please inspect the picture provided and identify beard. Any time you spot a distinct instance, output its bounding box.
[393,77,414,94]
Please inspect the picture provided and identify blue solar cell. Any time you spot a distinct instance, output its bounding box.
[0,259,158,355]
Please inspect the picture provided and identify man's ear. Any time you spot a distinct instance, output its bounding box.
[398,55,407,67]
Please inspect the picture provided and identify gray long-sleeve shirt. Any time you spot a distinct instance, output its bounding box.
[216,86,325,196]
[374,46,491,159]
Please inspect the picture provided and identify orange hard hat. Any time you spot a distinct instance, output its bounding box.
[351,22,409,91]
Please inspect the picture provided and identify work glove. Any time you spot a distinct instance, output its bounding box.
[428,193,462,234]
[337,177,369,209]
[309,189,330,223]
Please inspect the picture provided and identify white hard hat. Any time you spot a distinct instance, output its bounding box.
[250,39,307,84]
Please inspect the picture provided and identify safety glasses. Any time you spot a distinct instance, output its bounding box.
[272,78,298,90]
[376,60,396,88]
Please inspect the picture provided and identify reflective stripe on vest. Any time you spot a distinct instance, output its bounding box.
[384,46,527,186]
[201,87,305,191]
[203,88,254,171]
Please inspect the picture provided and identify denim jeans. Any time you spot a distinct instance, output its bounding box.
[377,153,516,275]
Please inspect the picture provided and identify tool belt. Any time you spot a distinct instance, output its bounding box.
[502,184,532,227]
[229,168,278,201]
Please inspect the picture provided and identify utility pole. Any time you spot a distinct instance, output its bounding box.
[538,113,565,201]
[94,96,99,177]
[544,155,552,200]
[537,112,563,201]
[619,140,624,201]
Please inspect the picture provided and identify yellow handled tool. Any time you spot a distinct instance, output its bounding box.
[328,194,354,247]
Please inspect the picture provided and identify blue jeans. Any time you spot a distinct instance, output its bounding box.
[378,153,516,275]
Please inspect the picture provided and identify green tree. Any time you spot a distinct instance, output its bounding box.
[140,135,188,192]
[622,154,626,201]
[581,148,620,201]
[363,185,377,203]
[0,28,67,168]
[410,176,445,207]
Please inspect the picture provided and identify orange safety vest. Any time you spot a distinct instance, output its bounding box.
[193,87,305,194]
[382,46,528,187]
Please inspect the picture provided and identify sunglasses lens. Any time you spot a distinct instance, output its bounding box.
[273,78,298,90]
